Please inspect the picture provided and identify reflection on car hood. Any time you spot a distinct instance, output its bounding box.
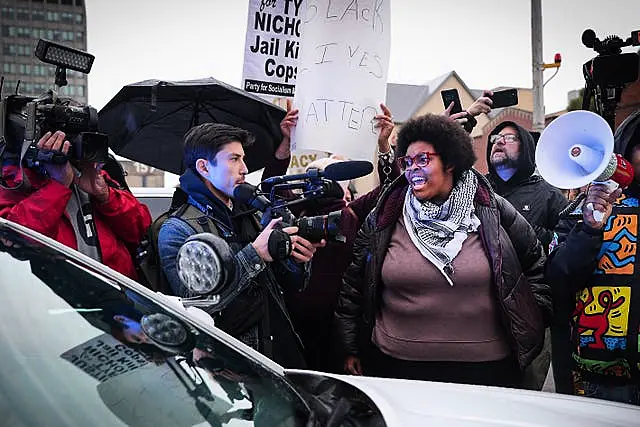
[285,370,640,427]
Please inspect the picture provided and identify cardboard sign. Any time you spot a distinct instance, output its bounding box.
[61,333,149,383]
[242,0,305,99]
[292,0,391,160]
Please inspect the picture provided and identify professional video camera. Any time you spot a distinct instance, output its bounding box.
[233,160,374,244]
[0,39,108,189]
[581,28,640,129]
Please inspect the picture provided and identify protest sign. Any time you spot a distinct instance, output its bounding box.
[242,0,304,100]
[287,149,330,174]
[292,0,391,161]
[61,333,149,383]
[243,0,322,175]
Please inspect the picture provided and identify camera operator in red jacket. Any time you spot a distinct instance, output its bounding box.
[0,130,152,280]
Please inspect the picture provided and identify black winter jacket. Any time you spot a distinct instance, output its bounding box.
[335,171,552,370]
[486,121,568,252]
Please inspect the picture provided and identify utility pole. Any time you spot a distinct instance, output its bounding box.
[531,0,545,132]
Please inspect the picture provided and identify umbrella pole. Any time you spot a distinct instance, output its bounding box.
[190,94,201,128]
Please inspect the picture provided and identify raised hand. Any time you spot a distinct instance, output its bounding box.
[374,103,394,152]
[466,90,493,117]
[280,99,299,140]
[275,99,299,160]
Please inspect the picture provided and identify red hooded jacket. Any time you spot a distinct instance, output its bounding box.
[0,166,152,280]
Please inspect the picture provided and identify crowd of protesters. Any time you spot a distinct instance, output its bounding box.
[1,84,640,407]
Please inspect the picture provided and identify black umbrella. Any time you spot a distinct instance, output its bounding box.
[98,78,286,175]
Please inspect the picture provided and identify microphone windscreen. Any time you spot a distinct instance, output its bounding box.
[324,160,373,181]
[233,183,256,203]
[233,183,271,211]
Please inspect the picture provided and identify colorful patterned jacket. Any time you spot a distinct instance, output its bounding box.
[547,110,640,385]
[548,193,640,384]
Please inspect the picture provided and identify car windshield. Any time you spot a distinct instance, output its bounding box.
[0,225,309,427]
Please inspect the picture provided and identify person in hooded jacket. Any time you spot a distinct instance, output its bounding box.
[486,121,569,254]
[486,121,569,390]
[547,110,640,405]
[157,116,324,369]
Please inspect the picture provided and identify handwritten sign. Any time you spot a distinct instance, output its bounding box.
[61,333,149,383]
[242,0,305,99]
[292,0,390,160]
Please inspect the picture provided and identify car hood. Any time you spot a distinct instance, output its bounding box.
[285,370,639,426]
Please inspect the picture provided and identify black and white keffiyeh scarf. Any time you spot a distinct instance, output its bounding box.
[402,170,480,285]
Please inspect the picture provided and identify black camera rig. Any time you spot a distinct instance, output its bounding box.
[0,39,108,190]
[234,160,373,245]
[234,176,345,245]
[581,29,640,130]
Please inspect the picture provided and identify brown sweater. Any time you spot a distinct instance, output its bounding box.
[372,216,510,362]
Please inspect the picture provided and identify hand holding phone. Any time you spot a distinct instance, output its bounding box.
[441,89,463,115]
[488,89,518,108]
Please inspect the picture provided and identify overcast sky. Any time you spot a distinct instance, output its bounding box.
[86,0,639,114]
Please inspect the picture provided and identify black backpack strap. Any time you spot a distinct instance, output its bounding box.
[138,202,230,295]
[173,204,215,235]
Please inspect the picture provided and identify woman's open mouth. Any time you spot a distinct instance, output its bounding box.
[410,175,427,190]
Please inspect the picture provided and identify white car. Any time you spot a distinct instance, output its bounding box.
[0,217,637,426]
[131,187,177,220]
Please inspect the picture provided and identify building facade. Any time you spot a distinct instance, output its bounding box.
[0,0,88,103]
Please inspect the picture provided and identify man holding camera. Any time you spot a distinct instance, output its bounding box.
[0,130,152,280]
[158,117,323,368]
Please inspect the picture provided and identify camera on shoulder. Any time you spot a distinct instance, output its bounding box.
[0,39,108,188]
[581,29,640,127]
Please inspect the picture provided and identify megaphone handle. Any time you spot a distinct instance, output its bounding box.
[586,180,619,223]
[588,205,604,223]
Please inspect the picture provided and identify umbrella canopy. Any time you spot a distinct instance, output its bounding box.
[98,78,286,175]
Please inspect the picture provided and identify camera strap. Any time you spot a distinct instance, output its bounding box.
[186,195,237,238]
[0,99,26,191]
[67,184,101,262]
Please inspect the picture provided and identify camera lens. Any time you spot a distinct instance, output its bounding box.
[297,211,341,242]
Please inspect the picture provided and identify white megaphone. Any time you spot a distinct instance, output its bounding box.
[536,110,634,221]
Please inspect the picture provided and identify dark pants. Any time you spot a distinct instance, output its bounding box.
[583,380,640,406]
[366,346,523,388]
[522,328,552,390]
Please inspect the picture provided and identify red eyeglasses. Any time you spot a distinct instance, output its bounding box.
[397,151,439,169]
